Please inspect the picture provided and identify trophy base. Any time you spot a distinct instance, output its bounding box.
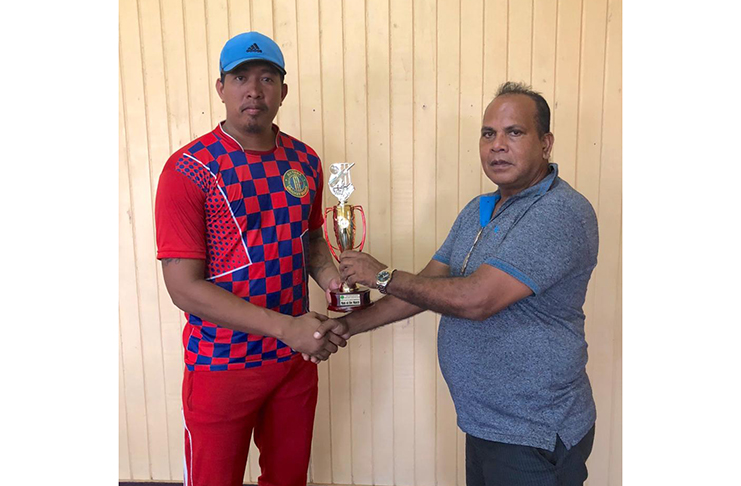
[327,287,373,313]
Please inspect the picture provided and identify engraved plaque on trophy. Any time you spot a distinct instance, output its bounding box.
[323,163,373,312]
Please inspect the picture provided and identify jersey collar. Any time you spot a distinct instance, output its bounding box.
[215,122,282,155]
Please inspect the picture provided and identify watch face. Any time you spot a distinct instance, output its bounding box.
[378,270,390,282]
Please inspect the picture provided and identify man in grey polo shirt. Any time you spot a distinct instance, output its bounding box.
[311,81,599,486]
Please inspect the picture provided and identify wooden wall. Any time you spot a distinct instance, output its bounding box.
[119,0,622,484]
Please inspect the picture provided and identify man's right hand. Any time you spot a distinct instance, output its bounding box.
[314,318,351,341]
[282,312,347,360]
[302,318,352,364]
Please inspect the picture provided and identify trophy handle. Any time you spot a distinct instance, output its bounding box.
[354,205,366,252]
[323,207,341,262]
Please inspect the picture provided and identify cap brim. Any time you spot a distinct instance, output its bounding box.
[222,58,286,76]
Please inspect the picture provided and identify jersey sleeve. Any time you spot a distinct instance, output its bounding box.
[307,162,325,231]
[155,158,208,260]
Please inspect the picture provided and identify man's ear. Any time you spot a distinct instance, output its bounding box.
[281,83,288,105]
[542,132,554,160]
[215,78,225,102]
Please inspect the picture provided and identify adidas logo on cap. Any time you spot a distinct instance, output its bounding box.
[246,43,262,53]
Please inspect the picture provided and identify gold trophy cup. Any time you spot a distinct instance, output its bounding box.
[323,163,373,312]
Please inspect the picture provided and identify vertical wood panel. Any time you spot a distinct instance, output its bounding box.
[457,428,466,486]
[138,0,187,477]
[605,11,623,484]
[459,0,484,209]
[412,0,438,484]
[532,0,557,111]
[349,331,373,485]
[183,0,214,137]
[119,75,138,480]
[205,0,229,128]
[120,0,172,477]
[227,0,252,35]
[552,0,582,184]
[367,0,393,258]
[119,73,133,483]
[295,0,324,171]
[119,60,152,480]
[575,3,610,484]
[137,0,172,201]
[328,342,352,486]
[250,0,273,37]
[576,0,608,379]
[367,0,394,482]
[160,0,192,151]
[435,0,460,239]
[574,0,608,206]
[507,0,533,84]
[273,0,302,137]
[586,0,621,482]
[390,0,416,482]
[120,0,622,483]
[119,333,132,480]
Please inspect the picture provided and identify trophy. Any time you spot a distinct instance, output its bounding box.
[323,163,373,312]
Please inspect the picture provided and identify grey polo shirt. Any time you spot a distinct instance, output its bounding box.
[433,163,599,451]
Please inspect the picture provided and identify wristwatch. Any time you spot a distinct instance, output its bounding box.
[376,268,397,294]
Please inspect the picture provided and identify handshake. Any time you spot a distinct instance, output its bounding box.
[280,310,350,364]
[283,250,387,364]
[280,283,351,364]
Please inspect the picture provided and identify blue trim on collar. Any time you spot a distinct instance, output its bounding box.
[497,163,560,201]
[479,193,501,227]
[536,163,559,196]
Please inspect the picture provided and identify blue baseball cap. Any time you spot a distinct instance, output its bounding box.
[219,31,286,76]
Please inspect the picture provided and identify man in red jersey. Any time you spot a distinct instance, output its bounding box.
[155,31,347,486]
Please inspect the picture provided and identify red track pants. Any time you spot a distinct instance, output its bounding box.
[182,355,318,486]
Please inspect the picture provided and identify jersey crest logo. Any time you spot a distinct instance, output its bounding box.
[283,169,309,198]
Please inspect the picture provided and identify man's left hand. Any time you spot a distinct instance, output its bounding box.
[325,276,342,303]
[339,251,387,288]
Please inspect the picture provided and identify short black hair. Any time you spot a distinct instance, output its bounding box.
[494,81,551,137]
[220,61,285,84]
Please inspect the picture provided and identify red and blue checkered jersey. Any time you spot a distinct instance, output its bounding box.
[155,124,325,371]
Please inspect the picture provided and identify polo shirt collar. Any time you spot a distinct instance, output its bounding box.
[478,163,559,226]
[511,162,558,199]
